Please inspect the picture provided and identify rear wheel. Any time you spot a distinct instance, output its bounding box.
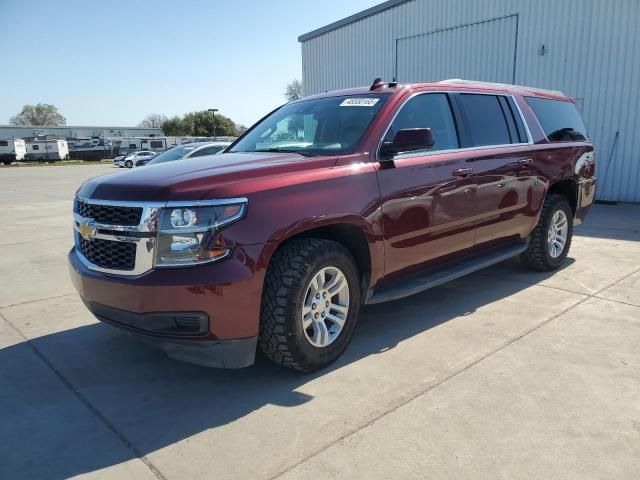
[259,239,361,372]
[521,194,573,271]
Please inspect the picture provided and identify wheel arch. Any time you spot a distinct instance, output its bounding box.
[263,219,381,295]
[547,179,578,214]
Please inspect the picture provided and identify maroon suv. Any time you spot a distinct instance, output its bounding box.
[69,79,595,372]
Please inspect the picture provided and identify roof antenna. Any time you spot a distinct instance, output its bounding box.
[370,77,385,91]
[389,76,398,87]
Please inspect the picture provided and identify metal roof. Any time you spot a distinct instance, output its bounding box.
[0,125,160,130]
[298,0,411,42]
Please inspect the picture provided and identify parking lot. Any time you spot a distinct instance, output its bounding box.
[1,164,639,480]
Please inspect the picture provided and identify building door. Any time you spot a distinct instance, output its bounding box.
[396,14,518,84]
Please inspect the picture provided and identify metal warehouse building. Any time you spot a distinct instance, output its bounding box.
[299,0,640,202]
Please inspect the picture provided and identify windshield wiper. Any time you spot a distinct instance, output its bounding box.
[252,148,317,157]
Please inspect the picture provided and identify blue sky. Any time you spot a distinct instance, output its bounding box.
[0,0,377,127]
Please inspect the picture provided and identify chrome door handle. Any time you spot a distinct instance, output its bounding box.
[452,167,473,177]
[518,158,534,165]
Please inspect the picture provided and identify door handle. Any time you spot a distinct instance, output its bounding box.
[518,158,534,165]
[452,167,473,177]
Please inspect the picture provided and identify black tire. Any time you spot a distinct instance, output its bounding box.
[521,194,573,271]
[259,238,361,372]
[125,160,133,168]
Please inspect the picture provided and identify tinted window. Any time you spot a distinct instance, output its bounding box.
[458,94,512,146]
[191,146,224,157]
[526,97,588,142]
[230,94,390,157]
[150,140,164,148]
[32,145,39,150]
[0,141,8,146]
[129,143,136,149]
[384,93,459,153]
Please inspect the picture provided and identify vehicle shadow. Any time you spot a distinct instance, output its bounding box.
[2,266,549,480]
[572,203,640,242]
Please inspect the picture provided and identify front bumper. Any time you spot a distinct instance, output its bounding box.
[68,244,268,367]
[83,298,257,368]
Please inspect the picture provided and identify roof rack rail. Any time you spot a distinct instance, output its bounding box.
[438,78,565,97]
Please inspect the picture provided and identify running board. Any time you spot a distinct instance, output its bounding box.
[366,240,529,305]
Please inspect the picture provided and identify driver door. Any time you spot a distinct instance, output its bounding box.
[376,92,477,279]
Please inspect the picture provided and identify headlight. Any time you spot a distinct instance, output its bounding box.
[154,200,247,267]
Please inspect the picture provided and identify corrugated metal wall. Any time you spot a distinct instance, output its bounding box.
[301,0,640,202]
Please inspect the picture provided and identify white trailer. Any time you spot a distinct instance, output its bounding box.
[0,139,27,164]
[25,139,70,161]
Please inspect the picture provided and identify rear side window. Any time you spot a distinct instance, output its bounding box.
[384,93,459,153]
[526,97,588,142]
[457,94,512,146]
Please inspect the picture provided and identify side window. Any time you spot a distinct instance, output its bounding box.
[32,144,40,150]
[150,140,164,148]
[0,141,8,146]
[458,94,512,146]
[384,93,459,154]
[129,143,137,149]
[525,97,588,142]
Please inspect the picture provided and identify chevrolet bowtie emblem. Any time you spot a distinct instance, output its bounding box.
[77,220,97,240]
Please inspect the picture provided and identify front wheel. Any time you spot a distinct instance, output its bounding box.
[259,239,361,372]
[521,194,573,271]
[125,160,133,168]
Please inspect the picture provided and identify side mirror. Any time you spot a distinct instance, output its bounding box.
[380,128,435,160]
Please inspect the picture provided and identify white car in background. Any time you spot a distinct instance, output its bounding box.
[144,142,231,166]
[115,150,157,168]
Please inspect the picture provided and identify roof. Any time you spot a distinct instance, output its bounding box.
[297,79,570,101]
[0,125,161,130]
[299,0,411,42]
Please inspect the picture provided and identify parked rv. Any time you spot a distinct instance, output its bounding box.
[0,139,27,165]
[25,139,70,161]
[68,137,113,160]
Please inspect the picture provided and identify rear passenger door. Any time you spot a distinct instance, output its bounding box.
[376,92,477,278]
[453,93,538,246]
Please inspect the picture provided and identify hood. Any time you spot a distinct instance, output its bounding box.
[78,152,335,202]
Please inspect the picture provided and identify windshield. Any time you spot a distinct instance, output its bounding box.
[229,94,390,157]
[147,145,198,164]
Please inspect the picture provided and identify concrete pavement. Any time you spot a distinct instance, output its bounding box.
[1,164,639,480]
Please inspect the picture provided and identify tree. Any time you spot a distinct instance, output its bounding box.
[9,103,66,126]
[138,113,168,128]
[160,116,184,136]
[161,110,241,137]
[284,79,303,102]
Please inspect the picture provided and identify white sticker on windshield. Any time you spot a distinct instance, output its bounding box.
[340,98,380,107]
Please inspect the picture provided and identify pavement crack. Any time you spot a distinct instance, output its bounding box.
[0,293,76,310]
[0,311,168,480]
[269,265,640,480]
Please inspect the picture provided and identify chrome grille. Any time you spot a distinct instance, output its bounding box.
[76,199,142,226]
[79,237,136,271]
